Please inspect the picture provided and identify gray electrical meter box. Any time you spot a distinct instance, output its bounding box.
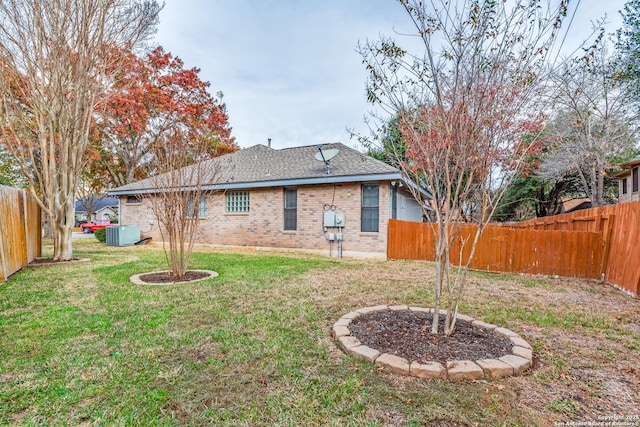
[324,211,346,227]
[324,211,336,227]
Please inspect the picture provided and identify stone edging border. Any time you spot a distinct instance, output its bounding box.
[333,305,533,381]
[130,270,218,285]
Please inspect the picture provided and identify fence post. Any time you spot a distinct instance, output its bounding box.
[0,190,7,282]
[19,190,28,265]
[599,214,615,281]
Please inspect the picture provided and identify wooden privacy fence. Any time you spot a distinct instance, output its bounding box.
[388,200,640,296]
[0,185,41,283]
[510,201,640,297]
[388,220,604,279]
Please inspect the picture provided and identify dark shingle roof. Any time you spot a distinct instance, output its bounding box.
[109,143,401,194]
[75,196,119,212]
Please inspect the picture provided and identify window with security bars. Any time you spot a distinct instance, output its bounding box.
[226,191,250,212]
[361,183,379,232]
[284,188,297,230]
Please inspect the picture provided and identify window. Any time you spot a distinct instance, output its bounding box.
[361,183,379,232]
[622,178,628,195]
[226,191,250,213]
[126,195,141,204]
[284,188,297,230]
[188,197,207,217]
[633,167,639,193]
[390,184,397,220]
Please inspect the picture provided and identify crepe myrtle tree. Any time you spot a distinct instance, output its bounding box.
[0,0,160,260]
[146,127,227,279]
[359,0,571,335]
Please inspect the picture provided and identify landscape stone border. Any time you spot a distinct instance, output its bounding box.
[129,270,218,285]
[333,305,533,381]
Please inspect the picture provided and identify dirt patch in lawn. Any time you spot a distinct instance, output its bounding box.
[349,310,513,365]
[27,257,89,267]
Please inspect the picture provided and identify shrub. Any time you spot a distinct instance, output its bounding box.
[94,228,107,243]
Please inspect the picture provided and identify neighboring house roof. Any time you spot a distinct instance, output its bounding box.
[108,143,413,195]
[614,156,640,178]
[560,197,592,213]
[75,196,119,213]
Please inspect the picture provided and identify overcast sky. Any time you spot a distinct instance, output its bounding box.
[154,0,628,151]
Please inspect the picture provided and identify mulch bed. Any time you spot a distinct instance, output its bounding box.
[348,310,513,365]
[137,270,211,284]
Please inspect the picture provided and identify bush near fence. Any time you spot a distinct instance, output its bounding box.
[387,200,640,297]
[0,185,41,283]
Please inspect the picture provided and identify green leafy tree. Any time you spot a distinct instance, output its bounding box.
[0,145,25,187]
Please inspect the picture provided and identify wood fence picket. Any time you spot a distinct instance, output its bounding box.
[0,185,41,283]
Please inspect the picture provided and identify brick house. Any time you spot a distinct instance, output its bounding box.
[108,143,425,258]
[616,156,640,203]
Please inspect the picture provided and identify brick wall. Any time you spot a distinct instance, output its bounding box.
[119,181,391,257]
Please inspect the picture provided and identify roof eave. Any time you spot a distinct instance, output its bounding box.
[108,173,409,196]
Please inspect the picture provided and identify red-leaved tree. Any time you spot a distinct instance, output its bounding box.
[95,46,236,187]
[360,0,571,335]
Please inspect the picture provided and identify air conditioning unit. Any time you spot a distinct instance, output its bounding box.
[106,225,141,247]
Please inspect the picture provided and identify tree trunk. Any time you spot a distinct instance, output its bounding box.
[49,198,74,261]
[431,220,447,334]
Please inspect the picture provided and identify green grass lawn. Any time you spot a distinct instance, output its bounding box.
[1,240,638,426]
